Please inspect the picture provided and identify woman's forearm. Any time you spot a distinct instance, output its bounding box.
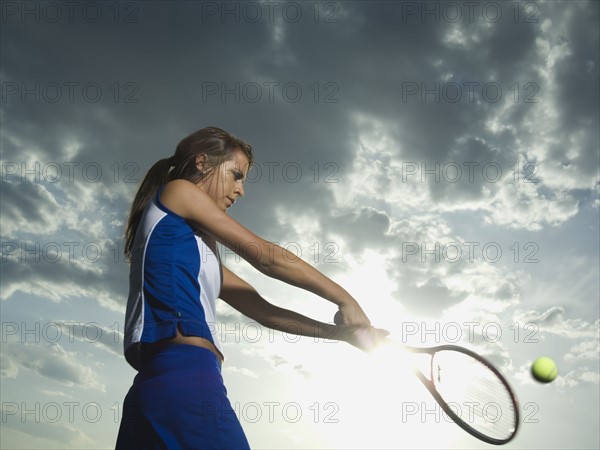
[219,266,380,349]
[256,303,340,341]
[220,267,341,341]
[255,243,355,307]
[257,304,383,352]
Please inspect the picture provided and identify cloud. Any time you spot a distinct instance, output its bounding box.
[240,346,312,379]
[0,351,19,378]
[579,370,600,384]
[54,321,123,356]
[514,362,600,388]
[2,341,105,392]
[0,249,128,310]
[327,114,584,232]
[1,3,598,448]
[513,307,600,340]
[510,305,599,390]
[555,369,600,388]
[0,180,63,237]
[1,2,596,326]
[564,340,600,362]
[224,366,259,379]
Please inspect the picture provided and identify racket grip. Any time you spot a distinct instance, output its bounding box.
[333,311,343,325]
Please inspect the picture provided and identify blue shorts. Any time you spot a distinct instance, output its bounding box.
[115,344,250,450]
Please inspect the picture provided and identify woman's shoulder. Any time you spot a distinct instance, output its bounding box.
[162,178,196,193]
[159,179,215,224]
[160,180,205,207]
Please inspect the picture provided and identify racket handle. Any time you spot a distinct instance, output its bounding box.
[333,311,343,325]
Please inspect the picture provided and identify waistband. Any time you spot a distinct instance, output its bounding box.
[139,343,222,375]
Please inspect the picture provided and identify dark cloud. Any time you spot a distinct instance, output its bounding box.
[2,341,105,390]
[1,3,598,448]
[57,322,123,356]
[0,181,60,235]
[325,206,392,252]
[1,0,597,334]
[397,278,466,318]
[1,240,129,307]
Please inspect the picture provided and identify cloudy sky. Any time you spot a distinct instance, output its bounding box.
[1,0,599,448]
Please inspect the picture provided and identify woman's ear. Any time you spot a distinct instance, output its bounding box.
[195,153,208,173]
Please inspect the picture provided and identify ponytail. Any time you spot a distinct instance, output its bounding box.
[123,157,173,260]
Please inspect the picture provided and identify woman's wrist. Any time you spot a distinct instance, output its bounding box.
[330,288,357,307]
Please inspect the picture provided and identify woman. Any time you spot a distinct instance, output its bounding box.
[115,126,386,449]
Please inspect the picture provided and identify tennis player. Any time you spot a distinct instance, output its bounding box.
[115,126,386,449]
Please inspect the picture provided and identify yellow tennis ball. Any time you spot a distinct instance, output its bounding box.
[531,356,558,383]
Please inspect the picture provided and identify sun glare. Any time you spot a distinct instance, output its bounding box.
[298,339,467,449]
[279,249,479,448]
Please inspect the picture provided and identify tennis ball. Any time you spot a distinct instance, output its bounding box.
[531,356,558,383]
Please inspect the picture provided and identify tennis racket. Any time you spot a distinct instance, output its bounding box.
[394,342,520,445]
[334,314,519,445]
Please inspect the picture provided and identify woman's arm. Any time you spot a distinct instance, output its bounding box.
[219,266,385,349]
[160,179,369,325]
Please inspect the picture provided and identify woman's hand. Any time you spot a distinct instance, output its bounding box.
[334,310,389,352]
[335,301,371,327]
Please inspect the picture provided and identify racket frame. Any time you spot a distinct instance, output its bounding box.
[403,344,520,445]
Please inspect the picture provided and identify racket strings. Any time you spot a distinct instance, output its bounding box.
[432,351,517,441]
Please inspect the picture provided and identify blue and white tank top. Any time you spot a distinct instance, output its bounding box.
[123,186,223,370]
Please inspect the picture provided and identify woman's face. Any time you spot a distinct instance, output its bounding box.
[196,150,250,212]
